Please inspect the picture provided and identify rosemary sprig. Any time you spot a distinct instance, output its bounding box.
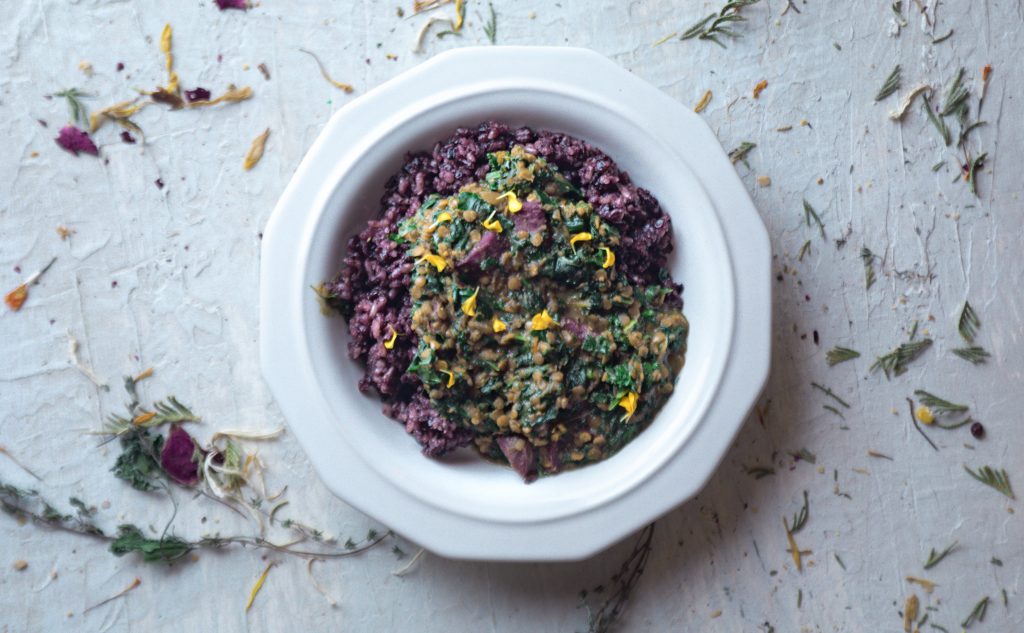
[922,94,951,146]
[923,540,957,569]
[874,65,901,101]
[53,88,91,125]
[961,596,989,628]
[803,199,824,237]
[958,301,980,342]
[788,491,809,533]
[964,465,1015,499]
[860,247,877,289]
[952,346,990,364]
[940,67,969,119]
[826,346,861,366]
[482,2,497,44]
[581,523,655,633]
[728,141,756,167]
[680,0,761,48]
[811,382,850,408]
[871,338,932,378]
[913,390,968,414]
[744,465,776,479]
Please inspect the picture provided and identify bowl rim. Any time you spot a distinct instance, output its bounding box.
[260,46,771,560]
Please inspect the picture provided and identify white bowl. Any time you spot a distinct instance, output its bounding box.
[260,47,770,561]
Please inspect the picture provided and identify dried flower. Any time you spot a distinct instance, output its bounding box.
[753,79,768,99]
[498,191,522,212]
[55,126,99,156]
[618,391,639,421]
[419,252,447,272]
[383,326,398,350]
[243,128,270,170]
[160,426,202,485]
[4,258,57,311]
[600,247,616,269]
[215,0,248,9]
[530,309,557,331]
[492,317,507,333]
[184,87,212,103]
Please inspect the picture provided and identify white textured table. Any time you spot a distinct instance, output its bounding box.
[2,1,1022,631]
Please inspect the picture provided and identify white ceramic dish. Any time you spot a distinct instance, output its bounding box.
[260,47,770,561]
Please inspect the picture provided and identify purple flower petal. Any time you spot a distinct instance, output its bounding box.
[120,130,136,144]
[214,0,248,10]
[55,126,98,156]
[184,87,211,103]
[160,426,202,486]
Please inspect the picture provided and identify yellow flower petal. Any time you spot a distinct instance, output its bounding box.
[492,317,507,333]
[461,287,479,317]
[429,211,452,230]
[419,252,447,272]
[570,232,592,252]
[601,246,616,269]
[481,211,503,233]
[618,391,639,421]
[440,368,455,388]
[383,326,398,350]
[915,405,935,425]
[498,191,523,213]
[530,309,558,331]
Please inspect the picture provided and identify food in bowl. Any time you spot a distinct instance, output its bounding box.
[321,122,688,481]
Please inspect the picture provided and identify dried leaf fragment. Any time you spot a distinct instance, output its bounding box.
[245,562,276,611]
[694,90,712,113]
[903,593,919,632]
[889,84,931,121]
[299,48,353,92]
[753,79,768,99]
[906,576,937,593]
[243,128,270,171]
[188,85,254,107]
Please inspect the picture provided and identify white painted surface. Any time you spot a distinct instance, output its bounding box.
[1,1,1021,631]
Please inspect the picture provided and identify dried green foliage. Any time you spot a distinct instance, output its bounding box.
[680,0,761,48]
[826,346,860,366]
[964,465,1015,499]
[871,339,932,378]
[874,65,901,101]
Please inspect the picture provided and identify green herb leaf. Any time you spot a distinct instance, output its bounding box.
[826,346,860,366]
[53,88,91,126]
[110,524,194,563]
[914,390,969,414]
[483,2,497,44]
[923,540,958,569]
[788,490,809,533]
[803,199,824,238]
[728,141,756,168]
[679,0,761,48]
[958,301,980,342]
[860,247,877,289]
[952,345,990,364]
[811,382,850,408]
[111,430,165,492]
[871,338,932,378]
[940,67,969,119]
[874,65,901,101]
[964,465,1015,499]
[961,596,989,628]
[922,94,951,146]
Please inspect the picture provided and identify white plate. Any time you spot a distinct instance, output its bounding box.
[260,47,771,561]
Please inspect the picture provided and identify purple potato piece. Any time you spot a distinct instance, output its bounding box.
[496,435,537,482]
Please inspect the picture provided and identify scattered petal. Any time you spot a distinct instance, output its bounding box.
[383,326,398,349]
[530,309,557,331]
[461,287,479,317]
[498,191,523,213]
[55,126,99,156]
[439,368,455,388]
[243,128,270,171]
[492,317,507,333]
[160,426,202,485]
[753,79,768,99]
[419,252,447,272]
[600,247,615,269]
[245,562,276,612]
[618,391,639,421]
[215,0,248,9]
[569,232,592,252]
[184,87,212,103]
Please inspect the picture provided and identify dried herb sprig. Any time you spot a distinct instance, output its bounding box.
[1,480,392,563]
[811,382,850,408]
[967,153,987,197]
[961,596,989,628]
[729,141,757,167]
[53,88,91,125]
[860,247,877,289]
[952,346,990,364]
[923,540,958,569]
[964,465,1015,499]
[104,396,199,436]
[826,346,861,366]
[922,94,951,146]
[874,65,902,101]
[957,301,980,341]
[788,491,809,533]
[482,3,497,44]
[580,523,655,633]
[680,0,761,48]
[871,338,933,378]
[913,390,968,414]
[941,68,969,119]
[803,199,824,237]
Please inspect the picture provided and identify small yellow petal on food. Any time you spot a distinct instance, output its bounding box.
[243,128,270,171]
[569,232,592,252]
[481,211,503,233]
[492,317,507,333]
[601,246,616,269]
[499,191,522,213]
[383,326,398,350]
[915,405,934,425]
[440,368,455,388]
[530,309,557,331]
[461,287,479,317]
[429,211,452,229]
[618,391,638,421]
[419,252,447,272]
